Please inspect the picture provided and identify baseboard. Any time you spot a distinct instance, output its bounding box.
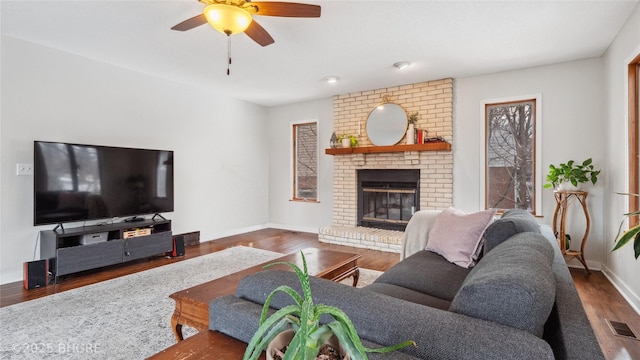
[565,258,602,271]
[601,265,640,315]
[203,224,269,242]
[265,223,319,234]
[1,270,23,286]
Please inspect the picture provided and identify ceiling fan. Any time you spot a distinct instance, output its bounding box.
[171,0,321,47]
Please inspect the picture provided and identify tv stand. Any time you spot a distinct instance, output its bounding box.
[40,219,172,283]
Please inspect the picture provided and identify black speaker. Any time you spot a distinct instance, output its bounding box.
[23,260,48,290]
[168,235,185,257]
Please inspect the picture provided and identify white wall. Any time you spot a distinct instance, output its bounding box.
[455,59,605,271]
[602,4,640,312]
[0,36,269,284]
[266,98,334,232]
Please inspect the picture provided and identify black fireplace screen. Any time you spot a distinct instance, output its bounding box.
[358,169,419,231]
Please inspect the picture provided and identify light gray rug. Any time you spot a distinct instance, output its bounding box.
[0,246,383,359]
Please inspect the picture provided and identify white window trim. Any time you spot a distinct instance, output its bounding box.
[480,94,542,216]
[290,119,320,202]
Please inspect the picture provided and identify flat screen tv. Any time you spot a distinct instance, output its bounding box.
[34,141,174,226]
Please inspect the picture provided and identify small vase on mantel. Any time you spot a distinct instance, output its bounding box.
[406,124,415,145]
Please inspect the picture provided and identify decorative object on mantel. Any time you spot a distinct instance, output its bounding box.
[613,192,640,259]
[365,97,408,146]
[406,112,419,145]
[330,132,338,148]
[544,158,600,191]
[337,134,358,148]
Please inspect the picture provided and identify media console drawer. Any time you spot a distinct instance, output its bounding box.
[56,240,124,276]
[124,232,173,261]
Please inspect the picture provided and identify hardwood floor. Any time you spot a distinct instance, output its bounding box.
[2,228,639,359]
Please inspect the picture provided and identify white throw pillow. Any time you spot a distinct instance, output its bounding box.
[426,207,496,268]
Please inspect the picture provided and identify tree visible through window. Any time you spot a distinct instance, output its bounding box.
[485,99,536,212]
[293,122,317,200]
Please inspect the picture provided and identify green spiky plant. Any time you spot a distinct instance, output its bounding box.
[242,252,415,360]
[613,192,640,259]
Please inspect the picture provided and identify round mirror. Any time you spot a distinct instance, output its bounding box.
[365,103,408,146]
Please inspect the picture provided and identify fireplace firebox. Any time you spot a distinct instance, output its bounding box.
[357,169,420,231]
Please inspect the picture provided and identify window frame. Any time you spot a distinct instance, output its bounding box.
[480,94,542,215]
[628,53,640,228]
[291,119,319,202]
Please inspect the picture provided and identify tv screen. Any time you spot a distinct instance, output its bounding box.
[34,141,174,226]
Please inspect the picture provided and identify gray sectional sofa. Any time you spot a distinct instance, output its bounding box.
[209,209,604,359]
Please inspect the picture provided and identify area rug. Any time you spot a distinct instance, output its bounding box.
[0,246,282,360]
[0,247,384,359]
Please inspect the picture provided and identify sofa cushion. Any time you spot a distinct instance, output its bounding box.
[449,232,555,338]
[364,282,452,310]
[373,250,471,301]
[425,207,496,268]
[482,208,540,256]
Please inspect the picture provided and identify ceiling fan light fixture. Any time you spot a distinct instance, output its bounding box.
[204,4,252,35]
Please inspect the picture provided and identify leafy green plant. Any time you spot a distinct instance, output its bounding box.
[337,134,358,147]
[243,252,415,360]
[543,158,601,189]
[613,192,640,259]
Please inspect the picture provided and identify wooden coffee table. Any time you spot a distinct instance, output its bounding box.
[169,247,360,341]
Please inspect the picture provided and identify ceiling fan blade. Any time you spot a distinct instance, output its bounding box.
[251,2,321,17]
[171,14,207,31]
[245,20,275,46]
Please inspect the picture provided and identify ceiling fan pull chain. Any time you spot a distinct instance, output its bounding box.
[227,35,232,76]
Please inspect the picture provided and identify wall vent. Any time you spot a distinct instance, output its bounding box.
[607,320,639,340]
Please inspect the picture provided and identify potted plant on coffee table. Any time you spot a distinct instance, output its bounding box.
[242,252,415,360]
[544,158,601,191]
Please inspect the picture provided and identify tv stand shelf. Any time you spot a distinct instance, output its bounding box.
[40,219,172,283]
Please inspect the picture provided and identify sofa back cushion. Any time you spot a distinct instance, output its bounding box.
[373,250,471,301]
[449,232,555,337]
[483,208,540,256]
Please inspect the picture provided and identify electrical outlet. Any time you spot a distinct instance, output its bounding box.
[17,163,34,176]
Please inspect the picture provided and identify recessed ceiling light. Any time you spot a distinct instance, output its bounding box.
[324,76,339,83]
[393,61,412,70]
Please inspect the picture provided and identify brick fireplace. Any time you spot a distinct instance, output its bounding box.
[319,79,454,252]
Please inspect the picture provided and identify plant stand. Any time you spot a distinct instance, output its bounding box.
[552,190,591,273]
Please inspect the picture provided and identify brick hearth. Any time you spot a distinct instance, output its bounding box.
[319,79,454,252]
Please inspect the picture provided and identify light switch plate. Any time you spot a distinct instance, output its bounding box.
[17,163,34,176]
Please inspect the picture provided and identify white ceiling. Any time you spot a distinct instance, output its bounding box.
[1,0,638,107]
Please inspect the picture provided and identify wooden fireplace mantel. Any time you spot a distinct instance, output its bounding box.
[325,141,451,155]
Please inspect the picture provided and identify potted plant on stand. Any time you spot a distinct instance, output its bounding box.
[243,252,415,360]
[544,158,601,191]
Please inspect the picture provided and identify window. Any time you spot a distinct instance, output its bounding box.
[292,121,318,201]
[483,97,540,214]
